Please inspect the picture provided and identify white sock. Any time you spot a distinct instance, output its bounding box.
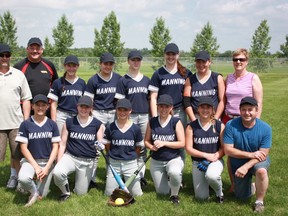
[11,168,17,177]
[255,200,263,204]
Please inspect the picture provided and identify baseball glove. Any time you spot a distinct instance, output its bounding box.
[107,188,135,207]
[197,160,211,172]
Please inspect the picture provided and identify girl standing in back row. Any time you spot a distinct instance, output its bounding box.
[183,50,225,122]
[48,55,86,133]
[115,50,150,186]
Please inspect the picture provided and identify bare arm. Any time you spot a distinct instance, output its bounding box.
[215,75,225,120]
[144,122,156,151]
[50,100,57,121]
[224,144,268,161]
[96,124,105,142]
[150,91,158,117]
[57,123,68,162]
[185,123,225,162]
[20,143,42,180]
[154,121,185,151]
[38,143,58,181]
[235,148,269,178]
[252,74,263,118]
[22,100,31,120]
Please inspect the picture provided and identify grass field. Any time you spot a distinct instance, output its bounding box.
[1,59,288,215]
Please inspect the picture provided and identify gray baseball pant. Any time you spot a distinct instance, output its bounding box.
[53,153,97,195]
[150,156,184,196]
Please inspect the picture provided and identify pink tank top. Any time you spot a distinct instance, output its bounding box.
[225,72,254,115]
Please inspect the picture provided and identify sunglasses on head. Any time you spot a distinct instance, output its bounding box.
[0,53,11,58]
[232,58,246,62]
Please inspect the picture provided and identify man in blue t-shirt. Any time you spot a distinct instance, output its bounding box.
[223,96,272,213]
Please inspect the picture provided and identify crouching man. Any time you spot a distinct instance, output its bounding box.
[223,96,272,213]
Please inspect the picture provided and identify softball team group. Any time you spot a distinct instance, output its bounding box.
[0,39,271,213]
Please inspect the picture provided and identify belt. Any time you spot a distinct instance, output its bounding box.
[226,113,240,119]
[67,153,95,162]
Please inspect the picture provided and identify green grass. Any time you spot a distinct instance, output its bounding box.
[1,60,288,215]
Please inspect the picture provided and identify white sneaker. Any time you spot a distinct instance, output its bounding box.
[25,192,39,207]
[6,176,18,189]
[16,184,29,195]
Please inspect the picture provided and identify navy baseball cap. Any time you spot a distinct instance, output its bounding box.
[240,96,258,107]
[128,50,143,60]
[164,43,179,54]
[32,94,48,104]
[27,37,43,46]
[100,53,115,63]
[116,98,132,109]
[198,96,213,107]
[0,43,11,54]
[195,50,210,61]
[157,94,173,106]
[77,96,93,107]
[64,55,79,65]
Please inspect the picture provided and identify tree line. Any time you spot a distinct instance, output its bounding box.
[1,10,288,72]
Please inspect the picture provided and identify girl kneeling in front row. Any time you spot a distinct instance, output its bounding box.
[185,96,225,203]
[145,94,185,204]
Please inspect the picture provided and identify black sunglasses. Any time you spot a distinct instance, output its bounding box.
[0,53,11,58]
[232,58,246,62]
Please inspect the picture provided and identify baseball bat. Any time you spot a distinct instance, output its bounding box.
[96,145,130,193]
[125,152,153,188]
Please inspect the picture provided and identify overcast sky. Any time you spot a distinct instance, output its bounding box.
[1,0,287,53]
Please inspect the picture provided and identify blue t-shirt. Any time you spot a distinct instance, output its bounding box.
[65,116,102,158]
[223,118,272,169]
[103,121,143,160]
[148,66,191,109]
[115,74,150,113]
[15,117,61,159]
[85,72,121,110]
[189,71,220,113]
[188,119,221,161]
[48,77,86,114]
[149,116,181,161]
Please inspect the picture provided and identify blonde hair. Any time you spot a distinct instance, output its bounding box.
[232,48,249,60]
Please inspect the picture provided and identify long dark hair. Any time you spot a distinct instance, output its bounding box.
[177,60,186,78]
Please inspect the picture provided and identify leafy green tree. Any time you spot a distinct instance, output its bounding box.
[92,11,124,69]
[149,17,171,58]
[0,11,18,53]
[249,19,271,72]
[149,17,171,69]
[279,35,288,58]
[190,22,219,57]
[218,50,233,57]
[52,14,74,57]
[43,37,54,57]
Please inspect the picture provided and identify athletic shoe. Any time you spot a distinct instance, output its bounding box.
[170,195,180,205]
[217,196,224,204]
[253,202,265,213]
[60,194,70,202]
[140,178,148,187]
[6,176,18,189]
[25,192,39,207]
[89,181,97,189]
[16,184,29,195]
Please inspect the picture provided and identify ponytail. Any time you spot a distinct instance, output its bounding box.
[177,60,186,78]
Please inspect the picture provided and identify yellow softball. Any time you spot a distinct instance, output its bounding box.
[115,197,125,205]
